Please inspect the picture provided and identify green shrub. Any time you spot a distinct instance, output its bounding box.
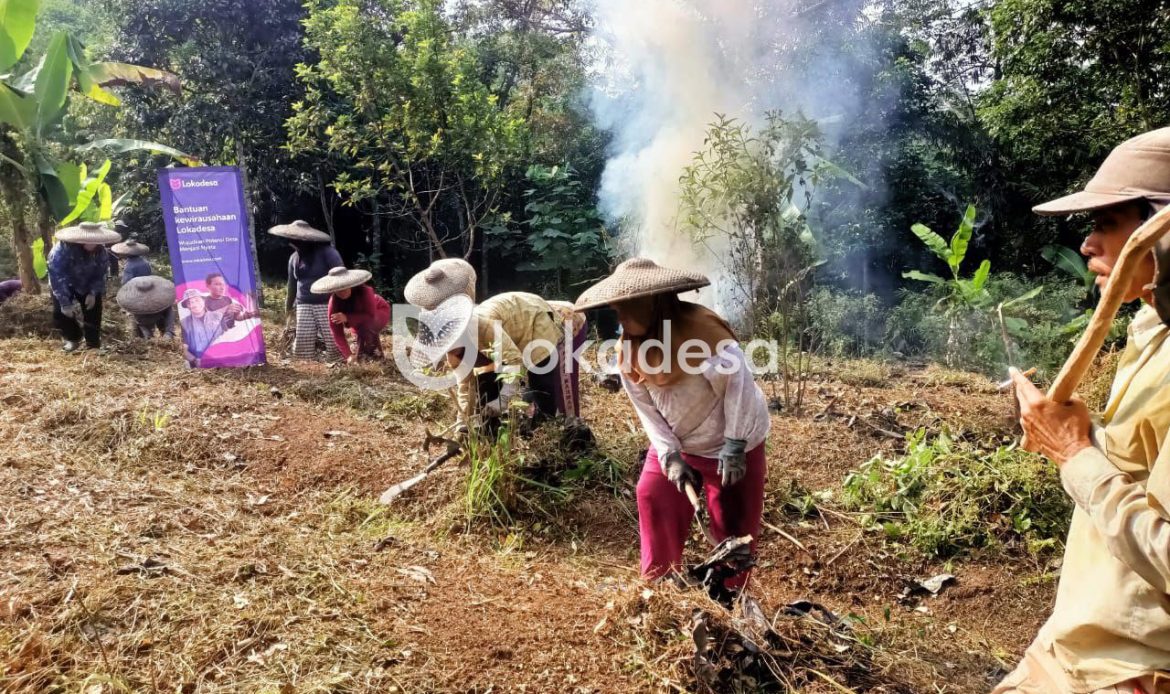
[806,287,888,358]
[842,428,1071,558]
[886,273,1085,376]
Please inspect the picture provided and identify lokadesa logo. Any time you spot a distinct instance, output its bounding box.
[170,178,220,191]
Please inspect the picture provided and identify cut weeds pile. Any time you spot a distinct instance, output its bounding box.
[1,310,1065,692]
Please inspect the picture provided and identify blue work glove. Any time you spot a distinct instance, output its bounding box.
[718,437,748,487]
[660,449,700,494]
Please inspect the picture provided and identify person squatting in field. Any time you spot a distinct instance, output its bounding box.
[271,220,344,362]
[574,258,771,591]
[405,257,587,434]
[997,127,1170,694]
[310,266,391,363]
[47,222,122,353]
[116,275,176,340]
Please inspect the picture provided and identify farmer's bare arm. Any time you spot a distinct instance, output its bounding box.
[1013,368,1170,591]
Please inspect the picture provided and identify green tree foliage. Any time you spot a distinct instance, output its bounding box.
[979,0,1170,257]
[100,0,309,260]
[486,164,610,296]
[287,0,525,260]
[0,0,187,292]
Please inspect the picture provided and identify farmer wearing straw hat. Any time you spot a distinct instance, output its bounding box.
[178,288,227,367]
[407,258,586,430]
[110,238,152,285]
[311,266,390,363]
[47,221,122,352]
[116,275,176,340]
[270,220,344,362]
[575,257,770,590]
[997,127,1170,693]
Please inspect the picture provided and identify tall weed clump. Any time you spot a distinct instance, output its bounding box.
[842,429,1071,558]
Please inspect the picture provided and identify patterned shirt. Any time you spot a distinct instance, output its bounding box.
[47,242,107,306]
[121,256,152,284]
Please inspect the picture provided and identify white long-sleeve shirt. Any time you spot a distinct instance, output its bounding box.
[622,343,770,459]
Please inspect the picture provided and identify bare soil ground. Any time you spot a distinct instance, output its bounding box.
[1,297,1058,693]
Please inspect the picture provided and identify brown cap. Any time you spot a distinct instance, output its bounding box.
[1035,127,1170,215]
[574,257,709,311]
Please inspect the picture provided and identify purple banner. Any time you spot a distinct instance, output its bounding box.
[159,167,266,368]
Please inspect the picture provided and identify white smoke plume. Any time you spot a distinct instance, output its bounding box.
[588,0,874,309]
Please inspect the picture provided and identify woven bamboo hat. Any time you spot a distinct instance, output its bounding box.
[311,266,372,295]
[111,238,150,257]
[117,276,175,315]
[404,258,477,310]
[267,220,331,243]
[409,294,476,368]
[56,221,122,245]
[574,257,709,311]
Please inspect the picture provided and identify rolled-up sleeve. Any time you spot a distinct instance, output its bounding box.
[1061,444,1170,592]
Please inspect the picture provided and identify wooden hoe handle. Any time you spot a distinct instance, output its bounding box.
[1048,205,1170,403]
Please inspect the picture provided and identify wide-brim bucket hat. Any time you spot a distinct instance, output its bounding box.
[117,275,176,315]
[179,288,208,309]
[574,257,710,311]
[268,220,332,243]
[56,221,122,245]
[110,238,150,256]
[404,258,477,310]
[1035,127,1170,215]
[408,294,476,369]
[311,266,372,294]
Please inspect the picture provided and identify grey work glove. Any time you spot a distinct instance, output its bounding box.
[63,302,83,321]
[84,293,97,310]
[482,381,520,418]
[660,450,701,494]
[718,437,748,487]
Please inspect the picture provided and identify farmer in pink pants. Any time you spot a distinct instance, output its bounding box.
[575,258,771,588]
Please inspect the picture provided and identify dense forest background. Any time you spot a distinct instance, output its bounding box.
[3,0,1167,372]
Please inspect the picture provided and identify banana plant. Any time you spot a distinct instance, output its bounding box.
[903,204,993,311]
[1042,244,1095,293]
[0,0,196,292]
[904,204,1041,366]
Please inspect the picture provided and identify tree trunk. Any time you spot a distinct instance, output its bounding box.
[37,198,52,251]
[3,174,37,293]
[234,139,265,308]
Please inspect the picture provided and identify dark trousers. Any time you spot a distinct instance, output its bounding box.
[52,293,102,347]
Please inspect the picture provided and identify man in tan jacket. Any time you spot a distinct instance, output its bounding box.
[1002,127,1170,693]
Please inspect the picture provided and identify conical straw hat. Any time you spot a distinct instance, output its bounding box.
[267,220,332,243]
[56,221,122,245]
[404,258,477,309]
[110,238,150,256]
[574,257,709,311]
[311,266,373,294]
[408,294,476,368]
[116,275,175,315]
